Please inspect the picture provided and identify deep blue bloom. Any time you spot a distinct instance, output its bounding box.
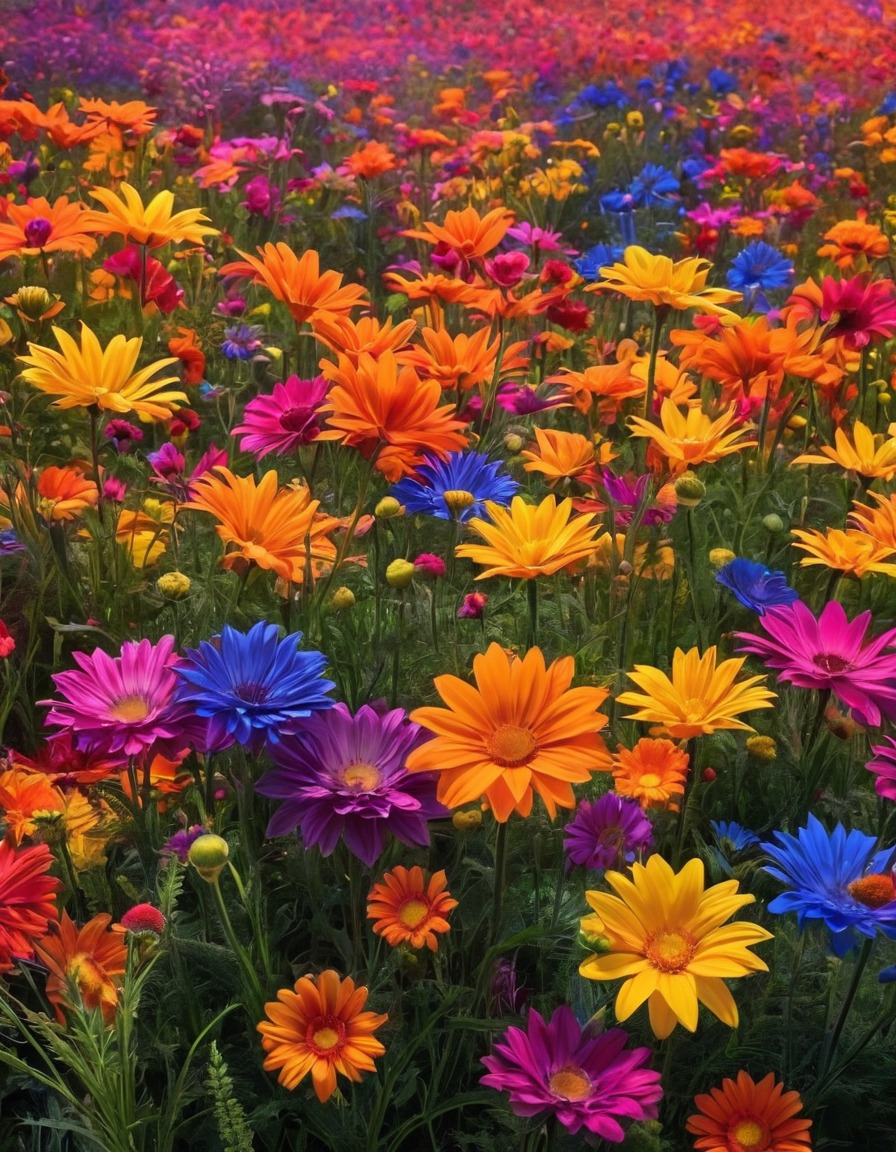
[578,82,628,109]
[761,815,896,956]
[574,243,624,281]
[708,68,738,96]
[711,820,760,852]
[390,451,518,523]
[220,323,265,361]
[715,558,798,616]
[628,164,680,208]
[726,241,794,313]
[174,622,335,752]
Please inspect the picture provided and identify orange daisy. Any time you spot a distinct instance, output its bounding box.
[78,98,157,136]
[849,490,896,550]
[404,205,514,262]
[221,244,367,327]
[396,326,527,393]
[686,1071,812,1152]
[611,738,690,810]
[628,401,756,474]
[0,196,105,260]
[790,527,896,579]
[521,427,598,484]
[35,910,128,1025]
[0,768,65,844]
[407,643,611,822]
[258,970,387,1102]
[366,866,458,951]
[32,466,99,523]
[340,140,397,179]
[817,216,889,271]
[550,361,645,419]
[792,420,896,481]
[312,314,417,364]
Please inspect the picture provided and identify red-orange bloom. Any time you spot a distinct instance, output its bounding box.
[367,866,458,951]
[0,840,60,972]
[35,466,99,522]
[405,205,515,262]
[168,327,206,385]
[220,244,367,327]
[686,1070,812,1152]
[612,738,690,810]
[0,768,65,844]
[35,911,128,1024]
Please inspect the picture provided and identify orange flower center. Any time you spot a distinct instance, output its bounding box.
[486,724,537,767]
[645,928,697,973]
[398,898,430,930]
[109,695,151,723]
[847,873,895,908]
[548,1065,592,1102]
[308,1014,346,1055]
[342,761,381,791]
[729,1116,769,1151]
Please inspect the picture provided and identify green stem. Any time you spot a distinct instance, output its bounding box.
[819,937,875,1079]
[209,876,264,1017]
[642,304,670,426]
[491,820,509,948]
[526,578,539,650]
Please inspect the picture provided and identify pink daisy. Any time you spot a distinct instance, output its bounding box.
[232,375,337,458]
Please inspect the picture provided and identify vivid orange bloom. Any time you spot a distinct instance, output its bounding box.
[221,244,367,326]
[612,738,690,810]
[78,98,157,136]
[0,196,105,260]
[312,314,417,363]
[521,427,598,484]
[35,911,127,1024]
[586,246,742,317]
[671,318,784,412]
[551,361,645,419]
[258,970,387,1102]
[381,268,481,309]
[456,495,602,579]
[628,401,756,473]
[90,183,217,249]
[817,216,889,270]
[185,469,339,584]
[405,205,515,261]
[35,467,99,522]
[0,768,65,844]
[38,102,105,149]
[168,327,206,385]
[397,326,528,394]
[321,350,468,480]
[341,140,397,178]
[792,420,896,480]
[366,866,458,951]
[687,1071,812,1152]
[849,491,896,550]
[790,527,896,578]
[719,148,782,178]
[407,643,611,822]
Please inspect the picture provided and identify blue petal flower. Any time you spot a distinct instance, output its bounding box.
[711,820,760,852]
[726,242,794,312]
[390,451,518,523]
[715,558,798,615]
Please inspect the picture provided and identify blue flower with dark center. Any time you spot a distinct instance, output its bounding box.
[715,558,798,615]
[174,622,335,752]
[761,815,896,956]
[391,451,518,523]
[628,164,680,208]
[726,241,794,313]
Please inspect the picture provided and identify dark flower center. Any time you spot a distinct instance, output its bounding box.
[811,652,852,674]
[279,406,314,432]
[233,681,270,704]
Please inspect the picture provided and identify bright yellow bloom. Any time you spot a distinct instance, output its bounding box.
[586,246,742,317]
[791,527,896,578]
[792,420,896,480]
[17,324,185,422]
[456,495,602,579]
[90,182,218,248]
[628,400,756,473]
[579,855,772,1039]
[617,646,775,739]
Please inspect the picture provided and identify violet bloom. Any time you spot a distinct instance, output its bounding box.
[232,376,331,458]
[736,600,896,726]
[256,703,446,867]
[163,824,206,864]
[481,1007,662,1139]
[148,442,186,484]
[602,471,674,528]
[105,419,143,454]
[564,794,653,871]
[220,323,265,361]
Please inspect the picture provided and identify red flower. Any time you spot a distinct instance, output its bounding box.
[0,620,13,657]
[120,903,166,935]
[0,840,60,972]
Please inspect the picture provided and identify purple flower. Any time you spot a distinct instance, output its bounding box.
[24,217,52,249]
[256,703,446,867]
[602,471,674,528]
[564,794,653,871]
[220,323,265,361]
[105,419,143,454]
[163,824,206,864]
[481,1006,662,1139]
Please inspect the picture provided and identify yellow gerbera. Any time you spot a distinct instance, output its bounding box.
[586,245,742,317]
[792,420,896,481]
[90,182,218,248]
[616,646,775,738]
[17,323,185,422]
[628,400,755,473]
[579,855,772,1039]
[791,527,896,578]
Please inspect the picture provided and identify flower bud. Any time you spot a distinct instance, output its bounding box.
[156,571,191,599]
[331,586,356,610]
[10,285,53,320]
[452,809,483,831]
[385,558,415,589]
[746,735,777,761]
[577,930,612,953]
[375,496,403,519]
[701,767,718,783]
[709,548,736,568]
[413,552,446,579]
[503,433,525,454]
[673,472,706,507]
[188,833,229,882]
[24,217,53,249]
[879,391,892,406]
[762,513,785,533]
[442,489,476,515]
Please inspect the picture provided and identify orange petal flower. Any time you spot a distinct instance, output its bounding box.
[792,526,896,578]
[35,466,99,522]
[220,243,367,326]
[367,866,458,951]
[611,738,690,810]
[35,910,127,1024]
[407,643,611,822]
[312,314,417,364]
[0,196,106,260]
[521,427,598,484]
[0,768,65,844]
[792,419,896,480]
[404,205,515,261]
[78,98,157,136]
[628,400,756,474]
[687,1070,812,1152]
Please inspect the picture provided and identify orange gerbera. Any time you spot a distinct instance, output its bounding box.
[550,361,645,419]
[849,490,896,550]
[521,427,598,484]
[687,1071,812,1152]
[790,527,896,578]
[366,866,458,951]
[792,420,896,480]
[168,327,206,385]
[612,738,690,810]
[312,314,417,363]
[405,205,515,262]
[407,643,611,822]
[456,495,602,580]
[817,216,889,271]
[628,401,756,474]
[34,466,99,522]
[185,469,338,584]
[586,246,742,317]
[397,326,528,393]
[341,140,397,179]
[35,911,127,1024]
[0,196,105,260]
[78,98,157,136]
[38,102,106,149]
[617,647,775,739]
[671,318,784,411]
[0,768,65,844]
[258,970,387,1102]
[221,243,367,326]
[321,350,468,480]
[90,183,217,249]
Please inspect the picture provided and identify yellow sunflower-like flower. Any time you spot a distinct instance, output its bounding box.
[791,527,896,578]
[792,420,896,481]
[90,182,218,248]
[586,246,742,317]
[579,855,772,1039]
[628,400,756,473]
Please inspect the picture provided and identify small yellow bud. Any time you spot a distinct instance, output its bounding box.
[626,111,645,131]
[156,571,191,599]
[442,489,476,514]
[503,433,525,454]
[331,586,356,610]
[375,496,403,519]
[879,391,892,406]
[188,834,229,882]
[746,735,777,761]
[11,285,53,320]
[786,414,808,431]
[385,559,415,589]
[673,472,706,507]
[709,548,736,568]
[452,809,483,831]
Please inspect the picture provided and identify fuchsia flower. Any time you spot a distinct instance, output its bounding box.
[819,275,896,350]
[866,738,896,801]
[232,376,336,458]
[736,600,896,726]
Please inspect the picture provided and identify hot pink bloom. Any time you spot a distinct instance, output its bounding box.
[457,592,488,619]
[866,737,896,801]
[413,553,446,578]
[233,376,335,458]
[736,600,896,727]
[819,275,896,350]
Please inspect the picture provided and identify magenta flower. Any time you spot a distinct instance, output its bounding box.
[736,600,896,726]
[256,703,447,867]
[819,275,896,350]
[866,737,896,801]
[564,793,653,871]
[481,1007,662,1139]
[232,376,331,458]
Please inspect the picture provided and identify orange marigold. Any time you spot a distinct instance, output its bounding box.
[367,866,457,951]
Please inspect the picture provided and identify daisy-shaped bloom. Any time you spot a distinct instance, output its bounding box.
[617,647,775,739]
[407,643,611,822]
[456,495,602,580]
[42,635,183,758]
[79,98,157,136]
[35,911,127,1024]
[312,314,418,364]
[258,970,387,1102]
[715,559,798,616]
[790,526,896,579]
[12,732,124,788]
[866,736,896,801]
[579,855,772,1039]
[628,401,756,474]
[232,376,340,459]
[586,246,742,317]
[404,205,515,262]
[711,821,761,854]
[366,866,457,951]
[34,466,99,522]
[397,326,528,394]
[521,427,599,485]
[612,738,690,810]
[793,419,896,481]
[174,622,335,753]
[256,703,445,866]
[0,195,106,260]
[735,599,896,727]
[90,182,217,248]
[221,243,367,327]
[0,841,60,972]
[687,1071,812,1152]
[818,274,896,350]
[0,768,65,844]
[481,1007,662,1139]
[564,793,654,870]
[725,241,794,312]
[818,216,889,271]
[18,323,185,422]
[849,490,896,551]
[761,814,896,956]
[390,451,518,523]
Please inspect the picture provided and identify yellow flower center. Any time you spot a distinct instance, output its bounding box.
[69,954,108,999]
[109,695,151,723]
[342,761,381,791]
[398,898,430,930]
[548,1066,592,1102]
[681,697,707,723]
[729,1116,769,1151]
[645,928,697,973]
[308,1015,346,1055]
[486,724,537,767]
[847,874,894,908]
[638,772,661,788]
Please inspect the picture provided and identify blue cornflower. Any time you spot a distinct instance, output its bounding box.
[711,820,760,853]
[220,323,265,361]
[761,815,896,956]
[725,241,794,313]
[628,164,680,208]
[708,68,738,96]
[0,530,25,556]
[715,558,798,616]
[577,82,628,109]
[574,243,624,281]
[390,451,518,523]
[174,622,335,752]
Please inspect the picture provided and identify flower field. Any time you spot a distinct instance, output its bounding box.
[2,0,896,1148]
